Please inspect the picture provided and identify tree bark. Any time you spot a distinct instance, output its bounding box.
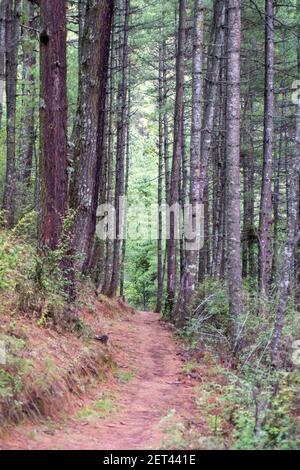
[271,155,300,368]
[179,104,187,280]
[107,0,129,297]
[78,0,86,72]
[241,77,255,279]
[0,0,8,130]
[212,52,226,279]
[259,0,274,296]
[120,75,131,300]
[39,0,68,250]
[225,0,244,347]
[166,0,186,315]
[90,98,109,288]
[18,0,36,206]
[2,0,20,228]
[102,21,116,294]
[70,0,114,270]
[173,0,204,322]
[271,93,285,282]
[270,2,300,368]
[156,43,164,313]
[199,0,225,282]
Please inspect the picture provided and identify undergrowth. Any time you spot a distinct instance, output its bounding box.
[0,220,120,429]
[178,278,300,450]
[0,212,75,326]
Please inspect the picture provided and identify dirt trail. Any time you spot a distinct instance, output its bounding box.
[1,311,197,450]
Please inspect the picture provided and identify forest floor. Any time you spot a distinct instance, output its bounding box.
[0,310,214,450]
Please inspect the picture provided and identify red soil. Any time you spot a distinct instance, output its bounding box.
[0,311,197,450]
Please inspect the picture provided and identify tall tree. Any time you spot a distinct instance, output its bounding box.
[271,156,300,366]
[173,0,204,322]
[199,0,225,282]
[225,0,244,348]
[18,0,36,204]
[102,21,116,294]
[39,0,68,250]
[70,0,114,271]
[120,83,131,300]
[2,0,20,228]
[78,0,86,70]
[166,0,186,314]
[241,73,255,279]
[0,0,8,130]
[107,0,129,297]
[211,35,227,279]
[156,43,164,313]
[270,1,300,368]
[259,0,274,295]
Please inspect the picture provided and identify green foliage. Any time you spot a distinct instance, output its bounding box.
[178,279,231,350]
[114,368,136,383]
[12,210,37,241]
[0,210,77,324]
[227,370,300,450]
[0,230,35,292]
[124,123,158,310]
[125,240,157,310]
[179,277,300,450]
[75,392,118,421]
[158,409,187,449]
[0,334,34,423]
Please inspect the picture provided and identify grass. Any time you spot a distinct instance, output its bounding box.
[157,409,187,449]
[43,416,61,433]
[181,360,199,375]
[75,392,118,421]
[114,368,137,383]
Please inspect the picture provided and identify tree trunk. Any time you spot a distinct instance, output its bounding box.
[39,0,68,250]
[219,32,228,279]
[2,0,20,228]
[296,208,300,312]
[162,37,170,206]
[78,0,86,70]
[179,104,187,280]
[162,36,170,303]
[199,0,225,205]
[156,43,164,313]
[270,2,300,368]
[271,93,285,282]
[102,22,116,294]
[271,155,300,368]
[241,77,255,279]
[212,57,226,279]
[173,0,204,321]
[0,0,8,130]
[70,0,114,270]
[90,100,109,288]
[18,0,36,208]
[166,0,186,315]
[120,76,131,300]
[199,0,225,281]
[259,0,274,296]
[107,0,129,297]
[225,0,244,348]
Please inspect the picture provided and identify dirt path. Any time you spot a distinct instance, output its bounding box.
[1,311,197,450]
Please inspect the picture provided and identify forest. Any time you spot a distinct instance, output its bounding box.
[0,0,300,452]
